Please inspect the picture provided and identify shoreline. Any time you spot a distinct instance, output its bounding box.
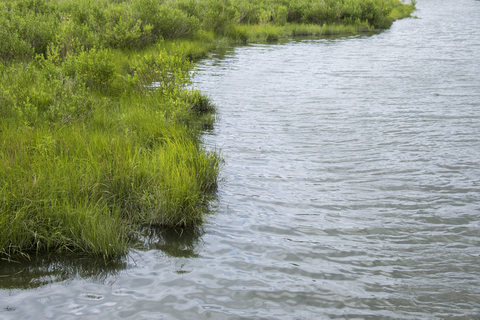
[0,0,415,260]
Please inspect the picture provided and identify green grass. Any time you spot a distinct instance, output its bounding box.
[0,45,220,259]
[0,92,220,259]
[389,1,417,20]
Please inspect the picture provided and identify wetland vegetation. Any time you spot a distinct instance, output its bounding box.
[0,0,415,260]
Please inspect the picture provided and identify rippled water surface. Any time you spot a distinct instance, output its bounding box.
[2,0,480,319]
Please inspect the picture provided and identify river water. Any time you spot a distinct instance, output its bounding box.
[1,0,480,319]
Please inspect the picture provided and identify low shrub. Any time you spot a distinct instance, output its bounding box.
[63,47,117,91]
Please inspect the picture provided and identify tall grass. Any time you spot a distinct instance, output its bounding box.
[0,42,220,259]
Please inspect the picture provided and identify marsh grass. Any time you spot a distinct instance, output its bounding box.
[0,0,414,260]
[0,43,220,259]
[0,97,220,258]
[228,21,376,42]
[389,1,417,21]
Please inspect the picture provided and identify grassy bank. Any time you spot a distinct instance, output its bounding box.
[0,46,220,259]
[0,0,415,260]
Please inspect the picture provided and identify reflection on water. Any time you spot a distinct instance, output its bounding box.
[0,254,126,290]
[136,226,205,259]
[0,226,204,290]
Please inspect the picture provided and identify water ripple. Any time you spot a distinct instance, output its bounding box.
[2,0,480,319]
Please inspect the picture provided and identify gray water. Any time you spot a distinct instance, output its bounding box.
[2,0,480,319]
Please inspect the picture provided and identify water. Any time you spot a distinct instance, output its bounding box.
[2,0,480,318]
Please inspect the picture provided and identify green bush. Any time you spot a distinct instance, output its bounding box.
[133,0,200,40]
[0,1,58,61]
[233,0,254,24]
[202,0,238,35]
[127,45,194,94]
[0,24,32,62]
[101,5,153,49]
[302,1,339,25]
[0,56,98,125]
[275,5,288,26]
[63,47,116,91]
[341,0,393,28]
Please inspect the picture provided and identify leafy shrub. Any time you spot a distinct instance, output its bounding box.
[0,60,97,125]
[202,0,238,35]
[342,0,393,28]
[0,23,32,62]
[228,25,249,42]
[176,0,203,20]
[234,0,258,24]
[0,1,58,61]
[275,5,288,26]
[11,0,58,15]
[303,1,341,25]
[286,2,304,23]
[127,45,194,94]
[63,47,116,91]
[133,0,200,40]
[101,5,153,49]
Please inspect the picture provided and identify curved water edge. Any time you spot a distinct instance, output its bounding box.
[2,0,480,318]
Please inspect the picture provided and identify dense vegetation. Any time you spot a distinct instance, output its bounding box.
[0,0,415,260]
